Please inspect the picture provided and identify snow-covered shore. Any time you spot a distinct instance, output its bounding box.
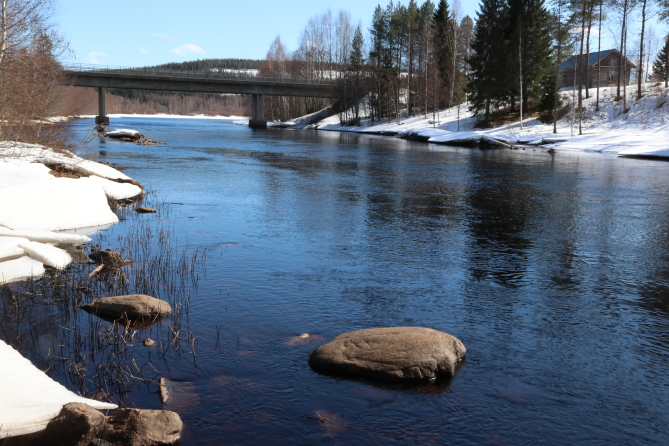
[276,83,669,159]
[0,142,143,283]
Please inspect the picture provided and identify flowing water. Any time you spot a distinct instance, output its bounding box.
[9,117,669,444]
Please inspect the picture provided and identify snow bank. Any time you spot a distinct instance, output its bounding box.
[0,339,117,438]
[0,237,28,262]
[88,175,143,200]
[0,161,53,190]
[17,241,72,269]
[0,142,131,181]
[0,228,91,244]
[0,257,45,284]
[0,177,119,231]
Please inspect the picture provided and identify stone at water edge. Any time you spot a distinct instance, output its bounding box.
[99,408,183,446]
[80,294,172,321]
[3,403,106,446]
[136,207,157,214]
[308,327,466,382]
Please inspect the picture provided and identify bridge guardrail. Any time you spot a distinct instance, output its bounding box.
[62,63,339,86]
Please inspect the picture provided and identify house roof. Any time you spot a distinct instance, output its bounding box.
[557,49,635,70]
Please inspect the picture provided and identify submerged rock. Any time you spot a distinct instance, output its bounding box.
[158,378,199,408]
[80,294,172,321]
[309,327,466,382]
[287,333,326,345]
[98,409,183,446]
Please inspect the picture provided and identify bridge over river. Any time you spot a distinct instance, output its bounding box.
[63,64,338,128]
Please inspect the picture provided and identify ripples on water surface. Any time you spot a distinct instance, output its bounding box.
[31,119,669,443]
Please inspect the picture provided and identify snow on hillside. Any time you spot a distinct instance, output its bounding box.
[310,83,669,158]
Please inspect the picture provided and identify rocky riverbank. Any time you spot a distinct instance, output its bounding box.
[0,140,184,445]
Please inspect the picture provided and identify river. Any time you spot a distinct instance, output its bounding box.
[33,117,669,444]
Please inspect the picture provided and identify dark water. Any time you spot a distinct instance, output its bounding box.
[31,118,669,444]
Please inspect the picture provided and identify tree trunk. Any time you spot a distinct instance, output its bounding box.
[596,2,602,111]
[0,0,7,66]
[554,1,562,133]
[617,0,629,100]
[585,4,593,98]
[638,0,647,100]
[578,0,587,135]
[518,25,523,130]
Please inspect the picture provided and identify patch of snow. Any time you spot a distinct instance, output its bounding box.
[0,257,45,284]
[88,175,143,200]
[0,228,91,244]
[104,129,140,138]
[17,241,72,269]
[0,339,117,438]
[0,176,119,231]
[0,237,29,262]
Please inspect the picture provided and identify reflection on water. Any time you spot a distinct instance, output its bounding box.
[12,117,669,444]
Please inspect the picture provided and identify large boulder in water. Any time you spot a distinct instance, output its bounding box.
[81,294,171,321]
[308,327,466,382]
[98,409,183,446]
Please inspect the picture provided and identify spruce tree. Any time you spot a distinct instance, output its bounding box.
[467,0,508,121]
[652,35,669,84]
[433,0,452,107]
[505,0,554,111]
[349,26,365,125]
[369,5,389,121]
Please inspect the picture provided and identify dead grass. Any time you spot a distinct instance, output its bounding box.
[45,163,82,179]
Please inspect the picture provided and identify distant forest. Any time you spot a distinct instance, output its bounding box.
[60,59,261,116]
[151,58,262,71]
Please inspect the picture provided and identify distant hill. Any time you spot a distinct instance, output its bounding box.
[148,58,262,72]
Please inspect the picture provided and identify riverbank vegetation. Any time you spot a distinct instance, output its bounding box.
[0,0,70,149]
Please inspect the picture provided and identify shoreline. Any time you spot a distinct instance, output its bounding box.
[237,83,669,159]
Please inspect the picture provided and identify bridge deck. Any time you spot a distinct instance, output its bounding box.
[63,64,338,98]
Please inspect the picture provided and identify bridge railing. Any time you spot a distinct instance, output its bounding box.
[62,63,338,86]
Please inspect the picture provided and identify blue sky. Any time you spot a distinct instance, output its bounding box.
[57,0,479,67]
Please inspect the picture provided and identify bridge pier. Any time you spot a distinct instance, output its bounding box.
[249,94,267,129]
[95,87,109,126]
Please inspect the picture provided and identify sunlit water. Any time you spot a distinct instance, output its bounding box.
[19,118,669,444]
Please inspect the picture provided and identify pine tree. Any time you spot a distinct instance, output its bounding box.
[538,70,561,116]
[455,16,474,105]
[467,0,509,121]
[652,34,669,84]
[433,0,452,107]
[348,25,365,125]
[369,5,388,121]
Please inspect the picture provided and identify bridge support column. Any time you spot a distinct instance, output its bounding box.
[95,87,109,126]
[249,94,267,129]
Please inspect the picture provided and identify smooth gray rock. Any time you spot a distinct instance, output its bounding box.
[309,327,466,382]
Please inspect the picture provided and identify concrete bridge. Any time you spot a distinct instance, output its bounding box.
[63,64,338,128]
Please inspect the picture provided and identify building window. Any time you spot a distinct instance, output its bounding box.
[608,71,615,82]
